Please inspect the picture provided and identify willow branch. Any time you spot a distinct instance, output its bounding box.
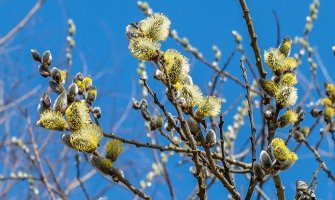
[238,0,267,79]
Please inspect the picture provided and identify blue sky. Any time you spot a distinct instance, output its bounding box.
[1,0,335,199]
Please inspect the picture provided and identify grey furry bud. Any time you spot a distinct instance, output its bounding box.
[253,162,265,180]
[49,80,65,94]
[68,83,78,96]
[150,115,157,131]
[113,168,125,182]
[42,50,52,67]
[126,23,142,39]
[311,109,322,118]
[38,65,50,77]
[140,99,148,109]
[76,72,84,81]
[164,114,177,132]
[38,92,51,114]
[177,97,187,108]
[156,115,163,129]
[141,107,151,121]
[153,69,165,81]
[40,92,51,107]
[51,67,62,83]
[264,105,275,120]
[132,98,141,109]
[182,75,193,85]
[259,150,272,169]
[205,129,216,147]
[53,91,68,114]
[31,49,41,62]
[186,117,201,137]
[92,107,101,118]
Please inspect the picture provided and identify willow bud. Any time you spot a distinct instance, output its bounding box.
[31,49,41,62]
[112,168,125,182]
[253,162,265,180]
[90,155,113,174]
[92,107,101,119]
[76,72,84,81]
[311,109,322,118]
[156,115,163,129]
[38,65,50,77]
[259,150,272,169]
[53,91,68,114]
[132,98,141,109]
[141,107,151,121]
[205,129,216,147]
[68,83,78,96]
[86,86,97,104]
[49,80,65,94]
[42,50,52,67]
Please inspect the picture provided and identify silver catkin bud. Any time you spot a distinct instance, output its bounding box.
[42,50,52,67]
[92,107,102,118]
[205,129,216,147]
[49,80,65,94]
[259,150,272,169]
[38,64,50,77]
[53,91,68,114]
[31,49,42,62]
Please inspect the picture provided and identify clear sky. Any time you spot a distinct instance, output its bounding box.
[1,0,335,199]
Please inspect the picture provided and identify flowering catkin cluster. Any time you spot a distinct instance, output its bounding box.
[127,13,222,121]
[259,138,298,174]
[260,37,300,127]
[32,50,123,164]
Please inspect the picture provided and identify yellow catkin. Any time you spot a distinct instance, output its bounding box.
[91,156,113,174]
[264,48,286,72]
[275,84,298,107]
[271,138,298,166]
[322,98,333,106]
[282,73,298,86]
[83,76,92,90]
[38,110,67,131]
[60,70,67,84]
[163,49,190,84]
[129,37,160,60]
[195,96,222,119]
[283,57,298,70]
[65,101,91,131]
[177,84,203,107]
[324,106,335,120]
[278,110,298,127]
[70,123,103,153]
[278,37,291,57]
[139,13,171,42]
[106,139,123,162]
[258,79,278,97]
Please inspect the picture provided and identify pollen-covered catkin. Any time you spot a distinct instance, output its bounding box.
[106,139,123,162]
[37,110,67,131]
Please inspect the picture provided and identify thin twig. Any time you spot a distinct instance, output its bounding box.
[273,175,285,200]
[238,0,267,79]
[22,109,56,200]
[240,59,257,199]
[75,153,90,200]
[0,0,45,46]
